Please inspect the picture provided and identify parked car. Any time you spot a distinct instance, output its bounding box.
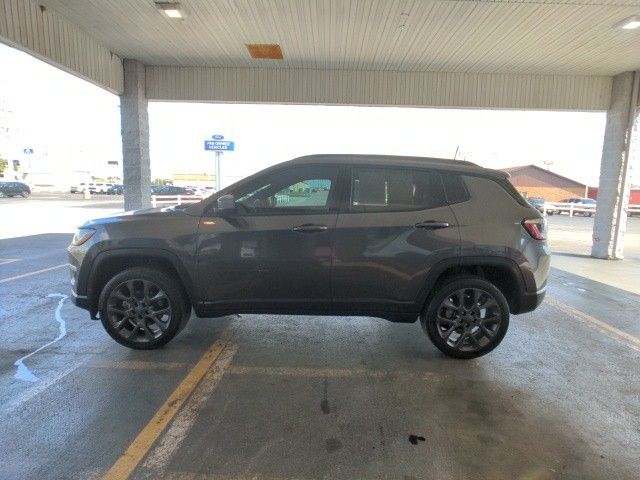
[527,197,550,215]
[69,155,549,359]
[107,184,124,195]
[0,181,31,198]
[92,183,113,194]
[558,197,597,216]
[151,185,187,195]
[70,182,89,193]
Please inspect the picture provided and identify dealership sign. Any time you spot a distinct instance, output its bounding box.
[204,134,234,151]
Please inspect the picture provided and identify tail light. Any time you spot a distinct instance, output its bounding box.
[522,218,546,240]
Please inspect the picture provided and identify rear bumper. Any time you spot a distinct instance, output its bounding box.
[515,286,546,314]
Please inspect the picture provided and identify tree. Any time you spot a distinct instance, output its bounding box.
[0,158,7,177]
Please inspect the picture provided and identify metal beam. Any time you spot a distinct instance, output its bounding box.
[147,66,612,111]
[0,0,123,94]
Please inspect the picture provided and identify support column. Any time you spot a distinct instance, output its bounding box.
[120,59,151,211]
[591,71,639,259]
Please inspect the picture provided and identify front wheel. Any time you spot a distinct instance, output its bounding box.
[99,267,189,349]
[421,276,510,359]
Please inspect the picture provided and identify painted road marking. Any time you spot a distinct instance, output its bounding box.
[14,294,68,382]
[89,360,192,371]
[139,344,238,478]
[547,297,640,352]
[227,365,442,381]
[163,474,315,480]
[0,263,67,283]
[102,327,233,480]
[0,258,19,265]
[3,363,84,415]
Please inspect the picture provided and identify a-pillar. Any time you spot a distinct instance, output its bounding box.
[120,59,151,211]
[591,71,639,259]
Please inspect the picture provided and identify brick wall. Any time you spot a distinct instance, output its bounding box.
[513,185,584,201]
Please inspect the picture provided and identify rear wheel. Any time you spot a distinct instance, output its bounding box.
[99,267,189,349]
[421,276,509,359]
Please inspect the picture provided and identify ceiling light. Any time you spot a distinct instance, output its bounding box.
[155,2,184,19]
[615,15,640,30]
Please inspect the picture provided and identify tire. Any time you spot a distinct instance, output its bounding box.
[99,267,188,350]
[21,192,29,198]
[421,276,510,359]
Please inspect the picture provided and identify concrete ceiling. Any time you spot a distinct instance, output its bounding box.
[41,0,640,76]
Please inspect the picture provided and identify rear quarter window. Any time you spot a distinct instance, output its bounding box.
[441,173,470,204]
[463,175,529,209]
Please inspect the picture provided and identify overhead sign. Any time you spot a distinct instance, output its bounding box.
[23,148,34,154]
[204,140,235,151]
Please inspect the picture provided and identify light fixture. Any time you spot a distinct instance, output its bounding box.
[615,15,640,30]
[155,2,184,19]
[245,44,284,60]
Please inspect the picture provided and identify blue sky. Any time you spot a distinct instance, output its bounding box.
[0,42,622,187]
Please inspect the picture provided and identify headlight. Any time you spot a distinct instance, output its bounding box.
[71,227,96,246]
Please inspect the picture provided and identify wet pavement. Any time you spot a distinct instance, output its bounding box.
[0,212,638,479]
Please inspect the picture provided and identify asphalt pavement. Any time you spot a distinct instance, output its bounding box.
[0,194,638,480]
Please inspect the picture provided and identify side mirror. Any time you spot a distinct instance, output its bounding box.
[217,194,236,214]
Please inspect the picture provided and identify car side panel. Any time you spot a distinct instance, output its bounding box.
[69,210,201,312]
[331,205,460,314]
[451,175,551,296]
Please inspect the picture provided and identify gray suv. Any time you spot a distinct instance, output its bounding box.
[68,155,549,358]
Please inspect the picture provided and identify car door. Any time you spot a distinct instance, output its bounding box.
[332,165,460,314]
[196,164,342,312]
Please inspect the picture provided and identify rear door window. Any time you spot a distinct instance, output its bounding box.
[350,167,447,212]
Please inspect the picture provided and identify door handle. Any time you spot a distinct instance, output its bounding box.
[414,221,450,229]
[292,224,328,233]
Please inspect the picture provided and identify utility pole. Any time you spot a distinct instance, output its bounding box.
[215,151,222,192]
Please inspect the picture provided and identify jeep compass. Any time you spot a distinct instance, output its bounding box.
[68,155,549,358]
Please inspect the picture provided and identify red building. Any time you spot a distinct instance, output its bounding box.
[587,186,640,205]
[501,165,640,205]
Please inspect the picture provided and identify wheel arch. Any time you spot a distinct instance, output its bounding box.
[88,248,196,318]
[419,256,529,314]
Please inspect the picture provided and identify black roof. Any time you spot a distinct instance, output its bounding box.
[280,154,506,178]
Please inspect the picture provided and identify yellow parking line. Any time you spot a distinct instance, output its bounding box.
[546,297,640,352]
[101,327,233,480]
[0,263,67,283]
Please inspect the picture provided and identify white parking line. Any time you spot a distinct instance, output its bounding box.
[546,297,640,352]
[0,258,19,265]
[139,344,238,478]
[0,263,67,283]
